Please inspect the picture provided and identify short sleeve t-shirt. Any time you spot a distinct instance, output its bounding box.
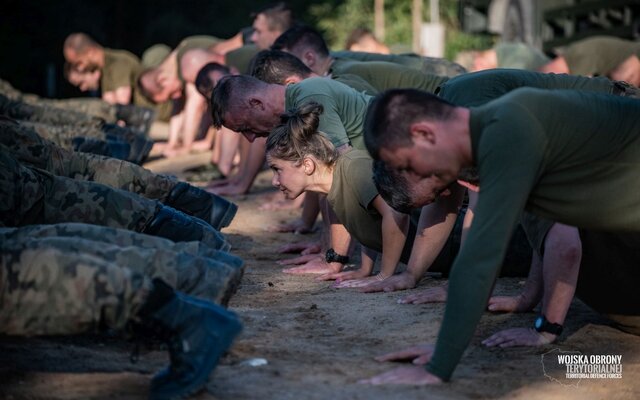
[331,58,449,93]
[225,44,260,74]
[437,68,617,107]
[284,77,372,149]
[563,36,640,76]
[327,150,382,250]
[101,49,142,93]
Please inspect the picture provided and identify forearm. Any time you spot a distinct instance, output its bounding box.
[181,85,207,148]
[379,212,409,278]
[360,246,377,275]
[405,186,464,281]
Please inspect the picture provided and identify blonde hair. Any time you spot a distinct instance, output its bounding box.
[266,102,339,167]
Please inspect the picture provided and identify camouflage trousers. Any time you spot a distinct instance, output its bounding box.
[1,120,176,200]
[1,228,242,304]
[0,120,236,230]
[0,93,103,128]
[0,148,227,249]
[0,223,243,335]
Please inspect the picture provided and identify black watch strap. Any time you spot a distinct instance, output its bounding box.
[534,315,563,336]
[325,248,349,264]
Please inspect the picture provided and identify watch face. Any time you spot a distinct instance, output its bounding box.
[535,316,543,329]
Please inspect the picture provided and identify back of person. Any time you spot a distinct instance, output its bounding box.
[331,58,449,94]
[438,68,616,107]
[473,87,640,231]
[284,77,373,150]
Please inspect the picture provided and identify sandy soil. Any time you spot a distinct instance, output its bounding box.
[1,167,639,400]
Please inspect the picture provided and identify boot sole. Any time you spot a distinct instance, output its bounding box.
[211,202,237,230]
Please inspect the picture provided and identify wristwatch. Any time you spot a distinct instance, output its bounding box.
[534,314,563,336]
[325,248,350,264]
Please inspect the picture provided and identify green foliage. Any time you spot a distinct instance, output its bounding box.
[309,0,493,60]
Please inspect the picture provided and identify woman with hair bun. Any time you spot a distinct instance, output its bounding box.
[266,101,416,286]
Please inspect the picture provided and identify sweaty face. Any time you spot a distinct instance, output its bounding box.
[251,14,281,50]
[266,154,308,199]
[64,48,94,73]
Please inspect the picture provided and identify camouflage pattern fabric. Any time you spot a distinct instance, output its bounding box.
[0,147,228,249]
[2,236,243,306]
[0,245,150,336]
[0,146,159,229]
[0,223,237,264]
[0,120,177,199]
[0,93,104,127]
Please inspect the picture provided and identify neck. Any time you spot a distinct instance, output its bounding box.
[267,84,287,117]
[317,55,334,76]
[306,165,334,194]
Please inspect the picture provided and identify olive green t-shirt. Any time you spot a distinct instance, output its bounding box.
[327,150,382,250]
[495,42,550,70]
[332,73,378,96]
[101,49,142,93]
[427,88,640,381]
[332,50,466,77]
[564,36,640,76]
[225,44,259,74]
[284,77,373,149]
[437,68,618,107]
[331,58,449,93]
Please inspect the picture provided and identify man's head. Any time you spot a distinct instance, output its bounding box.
[195,62,232,99]
[137,67,183,104]
[272,25,330,74]
[373,159,453,212]
[365,89,462,188]
[64,62,101,91]
[179,48,225,84]
[63,33,103,72]
[250,2,294,50]
[250,49,313,84]
[210,75,284,142]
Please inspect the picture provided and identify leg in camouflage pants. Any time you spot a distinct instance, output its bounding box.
[0,148,228,249]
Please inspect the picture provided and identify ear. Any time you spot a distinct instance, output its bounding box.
[284,75,302,85]
[302,51,316,68]
[248,97,264,110]
[409,121,436,146]
[302,157,316,175]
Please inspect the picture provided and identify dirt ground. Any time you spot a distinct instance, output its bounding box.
[1,165,639,400]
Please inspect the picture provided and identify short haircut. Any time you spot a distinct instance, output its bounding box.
[250,49,312,84]
[64,33,100,54]
[364,89,456,159]
[253,2,294,33]
[372,160,413,214]
[210,74,267,129]
[195,62,231,98]
[271,25,330,57]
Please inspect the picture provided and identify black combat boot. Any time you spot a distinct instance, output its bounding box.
[72,137,132,161]
[143,205,229,251]
[164,182,238,230]
[115,104,156,136]
[138,279,242,400]
[103,123,154,165]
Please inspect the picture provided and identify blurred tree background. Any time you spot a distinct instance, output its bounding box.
[0,0,491,98]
